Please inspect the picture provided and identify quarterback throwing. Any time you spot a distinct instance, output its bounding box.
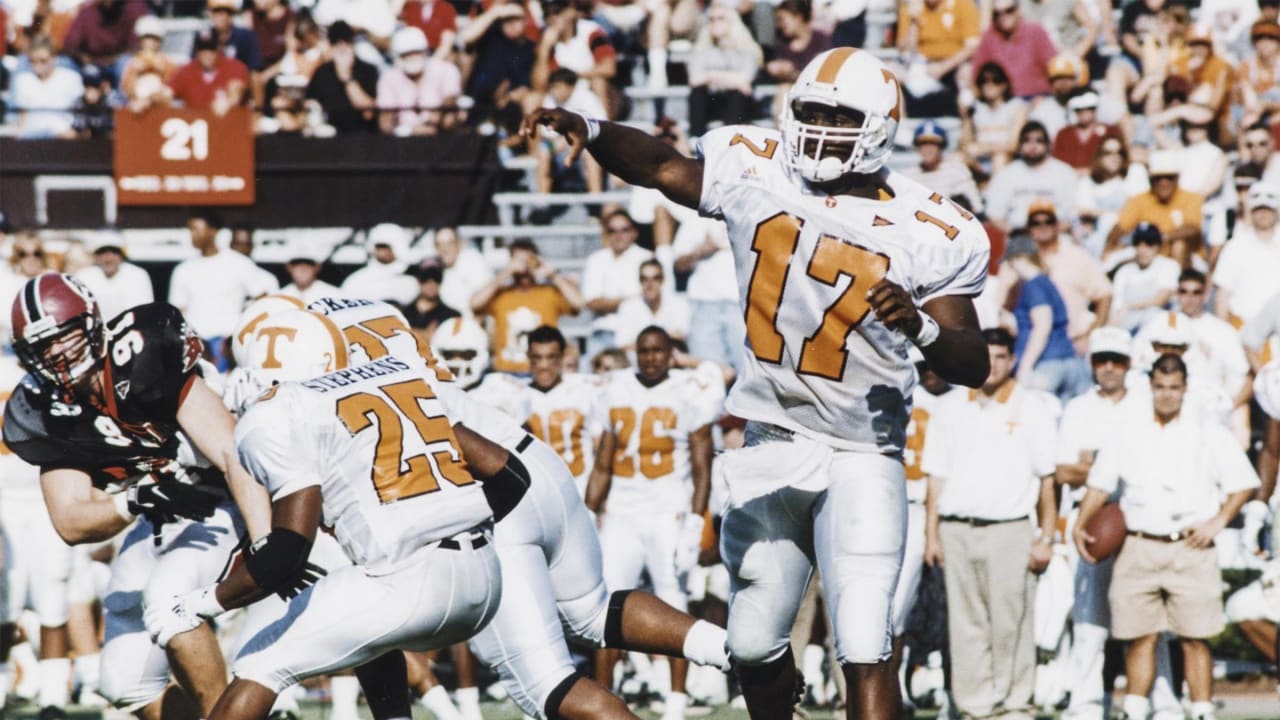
[522,46,991,720]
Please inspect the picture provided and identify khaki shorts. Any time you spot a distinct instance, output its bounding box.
[1108,536,1224,640]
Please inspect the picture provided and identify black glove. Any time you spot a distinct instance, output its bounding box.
[128,476,222,524]
[276,561,327,600]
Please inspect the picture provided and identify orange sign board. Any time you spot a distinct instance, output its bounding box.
[114,107,255,206]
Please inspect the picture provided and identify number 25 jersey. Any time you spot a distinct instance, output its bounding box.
[234,356,492,573]
[698,125,989,453]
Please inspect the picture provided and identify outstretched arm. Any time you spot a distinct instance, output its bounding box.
[520,108,704,209]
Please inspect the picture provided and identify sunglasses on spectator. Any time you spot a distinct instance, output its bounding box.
[14,249,43,259]
[1028,217,1056,227]
[1177,286,1205,295]
[1134,237,1162,246]
[1091,353,1129,366]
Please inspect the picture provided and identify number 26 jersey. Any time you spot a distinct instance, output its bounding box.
[698,125,989,454]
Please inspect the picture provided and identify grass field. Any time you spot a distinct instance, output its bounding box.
[10,695,1280,720]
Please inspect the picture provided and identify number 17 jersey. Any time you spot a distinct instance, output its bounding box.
[698,125,989,453]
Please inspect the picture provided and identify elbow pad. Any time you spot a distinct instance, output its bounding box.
[245,528,313,596]
[478,452,532,523]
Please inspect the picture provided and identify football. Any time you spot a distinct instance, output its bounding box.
[1084,502,1127,562]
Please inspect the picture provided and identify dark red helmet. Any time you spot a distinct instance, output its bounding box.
[11,272,105,388]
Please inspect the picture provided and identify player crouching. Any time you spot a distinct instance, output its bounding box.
[147,308,531,720]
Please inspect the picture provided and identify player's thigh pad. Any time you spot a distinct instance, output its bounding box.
[547,476,610,647]
[721,484,816,665]
[815,451,905,665]
[99,521,170,710]
[891,501,926,636]
[234,541,502,693]
[471,543,577,718]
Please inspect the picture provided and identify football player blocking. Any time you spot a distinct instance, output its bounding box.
[303,298,730,720]
[3,274,272,720]
[523,46,992,720]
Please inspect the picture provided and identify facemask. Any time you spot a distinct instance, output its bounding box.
[400,55,426,76]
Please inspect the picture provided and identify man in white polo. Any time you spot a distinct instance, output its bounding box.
[1074,353,1258,720]
[922,327,1060,720]
[1056,327,1179,720]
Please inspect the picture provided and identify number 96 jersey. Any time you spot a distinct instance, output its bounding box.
[698,125,989,453]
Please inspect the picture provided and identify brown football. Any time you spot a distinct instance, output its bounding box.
[1083,502,1127,562]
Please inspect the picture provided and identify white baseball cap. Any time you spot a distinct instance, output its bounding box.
[391,26,428,56]
[1148,150,1182,178]
[1088,327,1132,359]
[1248,182,1280,211]
[1145,311,1193,347]
[367,223,409,259]
[135,15,164,39]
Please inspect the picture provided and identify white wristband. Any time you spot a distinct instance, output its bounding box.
[113,491,136,523]
[909,313,941,347]
[190,587,226,620]
[573,111,601,144]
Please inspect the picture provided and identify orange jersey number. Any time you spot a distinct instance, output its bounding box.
[341,315,454,381]
[336,378,474,504]
[527,408,587,476]
[745,213,890,381]
[903,406,930,481]
[609,406,677,479]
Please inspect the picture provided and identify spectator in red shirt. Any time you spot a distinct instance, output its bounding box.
[401,0,457,61]
[1052,91,1122,171]
[62,0,150,86]
[168,28,249,113]
[971,0,1058,98]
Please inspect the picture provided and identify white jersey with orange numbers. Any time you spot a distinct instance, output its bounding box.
[472,371,604,491]
[235,356,493,573]
[903,386,958,504]
[0,354,40,502]
[527,374,603,490]
[698,125,990,453]
[309,297,530,449]
[591,369,724,515]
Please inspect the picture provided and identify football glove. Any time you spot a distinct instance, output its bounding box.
[127,474,223,525]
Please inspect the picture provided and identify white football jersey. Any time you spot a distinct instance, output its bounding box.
[699,125,989,453]
[0,355,40,501]
[591,369,724,515]
[903,386,958,504]
[310,297,533,451]
[472,371,603,490]
[235,356,493,573]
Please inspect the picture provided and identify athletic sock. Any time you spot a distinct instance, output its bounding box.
[37,657,70,708]
[682,619,728,670]
[422,685,464,720]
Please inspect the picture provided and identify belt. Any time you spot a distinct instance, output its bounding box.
[940,515,1024,527]
[516,434,533,453]
[1127,529,1209,545]
[438,523,492,551]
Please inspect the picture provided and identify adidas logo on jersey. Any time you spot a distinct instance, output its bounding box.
[739,166,760,181]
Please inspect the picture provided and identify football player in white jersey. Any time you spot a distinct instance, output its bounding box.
[0,352,74,715]
[148,308,528,720]
[894,356,956,707]
[587,326,723,720]
[524,46,991,719]
[306,297,730,720]
[472,325,602,496]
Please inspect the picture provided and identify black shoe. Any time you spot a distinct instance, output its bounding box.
[36,706,69,720]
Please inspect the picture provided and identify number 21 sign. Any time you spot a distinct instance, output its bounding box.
[114,107,255,206]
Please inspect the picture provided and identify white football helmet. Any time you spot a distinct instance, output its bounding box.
[431,317,489,388]
[781,47,903,182]
[231,294,306,368]
[231,309,350,413]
